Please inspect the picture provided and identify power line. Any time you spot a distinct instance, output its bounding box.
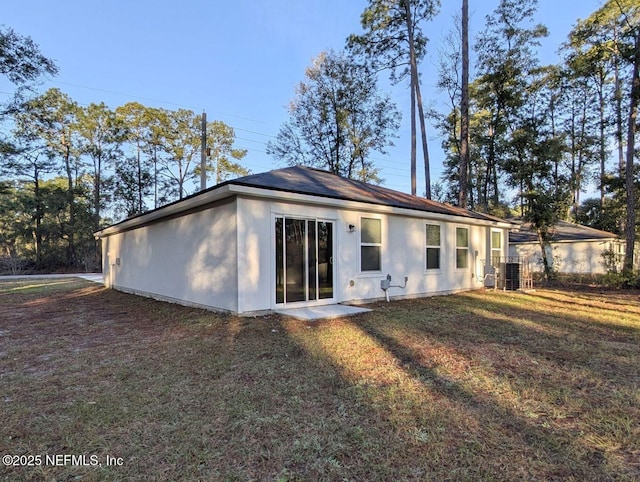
[236,136,269,146]
[49,80,269,125]
[48,79,415,167]
[233,127,277,139]
[11,79,417,187]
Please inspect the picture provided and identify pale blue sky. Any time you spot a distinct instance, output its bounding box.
[2,0,601,196]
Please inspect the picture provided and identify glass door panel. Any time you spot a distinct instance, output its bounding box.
[318,221,333,299]
[275,217,334,305]
[307,220,317,301]
[285,218,306,303]
[275,218,284,303]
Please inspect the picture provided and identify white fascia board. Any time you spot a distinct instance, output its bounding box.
[229,185,514,229]
[556,238,617,244]
[95,185,234,237]
[510,238,616,246]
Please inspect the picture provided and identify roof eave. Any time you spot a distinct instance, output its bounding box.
[232,185,514,227]
[94,184,234,238]
[95,182,515,239]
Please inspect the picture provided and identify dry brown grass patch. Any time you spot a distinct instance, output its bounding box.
[1,280,638,480]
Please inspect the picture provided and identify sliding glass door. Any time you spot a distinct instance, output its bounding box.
[275,217,334,305]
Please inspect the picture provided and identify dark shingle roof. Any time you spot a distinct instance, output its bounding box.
[97,166,513,237]
[509,220,619,244]
[229,166,507,223]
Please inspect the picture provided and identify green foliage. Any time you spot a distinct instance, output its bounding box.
[523,188,570,280]
[1,87,248,272]
[156,109,248,200]
[601,269,640,288]
[194,120,248,185]
[347,0,440,84]
[76,102,127,234]
[448,0,551,212]
[0,177,96,273]
[115,102,169,213]
[267,50,400,182]
[348,0,440,196]
[576,197,624,234]
[433,0,640,271]
[474,0,548,119]
[0,181,32,272]
[0,26,57,118]
[112,155,153,219]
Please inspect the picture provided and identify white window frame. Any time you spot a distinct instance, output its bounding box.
[491,230,502,264]
[455,226,469,270]
[360,216,382,273]
[425,223,442,272]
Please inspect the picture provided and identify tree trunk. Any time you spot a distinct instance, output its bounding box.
[63,140,76,268]
[614,25,625,178]
[614,27,626,234]
[491,156,500,207]
[34,168,42,269]
[335,105,341,177]
[537,230,553,281]
[415,72,431,199]
[94,156,102,269]
[598,77,606,210]
[93,157,101,233]
[137,141,143,213]
[623,28,640,274]
[410,84,417,196]
[153,145,158,209]
[403,0,417,196]
[576,101,587,218]
[459,0,470,208]
[482,131,495,213]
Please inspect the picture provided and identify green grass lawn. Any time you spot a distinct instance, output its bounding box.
[1,279,639,481]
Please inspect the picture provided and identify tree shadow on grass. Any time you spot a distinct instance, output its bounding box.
[439,292,640,384]
[354,315,634,480]
[526,289,640,318]
[457,291,640,337]
[4,280,638,480]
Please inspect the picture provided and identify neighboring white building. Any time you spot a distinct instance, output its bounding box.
[95,167,513,315]
[508,220,624,275]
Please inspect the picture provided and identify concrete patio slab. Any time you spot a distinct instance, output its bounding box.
[274,304,371,321]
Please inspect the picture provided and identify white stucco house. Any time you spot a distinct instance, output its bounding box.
[95,166,514,315]
[509,220,624,275]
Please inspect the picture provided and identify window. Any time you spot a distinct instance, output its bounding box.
[456,227,469,269]
[426,224,441,270]
[491,231,502,264]
[361,217,381,271]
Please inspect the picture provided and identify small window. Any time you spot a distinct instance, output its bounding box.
[456,227,469,269]
[426,224,441,270]
[361,217,381,271]
[491,231,502,264]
